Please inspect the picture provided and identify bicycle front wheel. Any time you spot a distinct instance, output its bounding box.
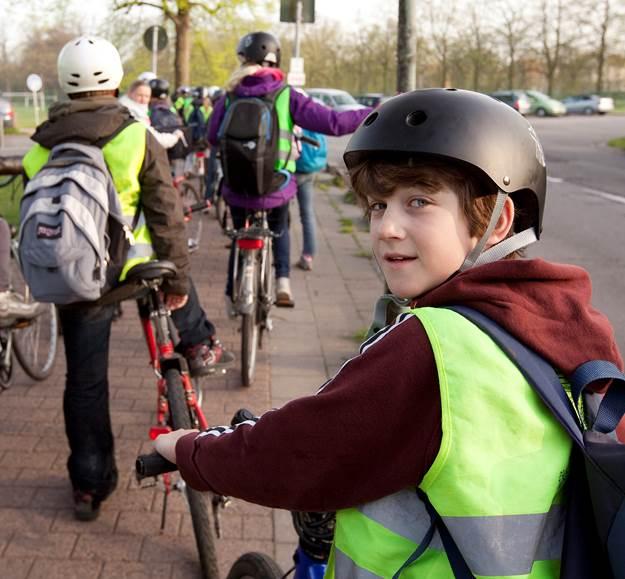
[226,552,284,579]
[165,368,219,579]
[10,258,58,380]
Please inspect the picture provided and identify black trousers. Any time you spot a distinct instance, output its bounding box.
[59,277,214,497]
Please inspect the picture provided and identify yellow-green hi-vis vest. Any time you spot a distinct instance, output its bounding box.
[273,87,296,173]
[326,307,572,579]
[22,122,155,281]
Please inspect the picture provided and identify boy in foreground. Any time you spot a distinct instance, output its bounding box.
[155,89,622,576]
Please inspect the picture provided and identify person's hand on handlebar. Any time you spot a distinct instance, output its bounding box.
[154,429,198,463]
[164,293,189,311]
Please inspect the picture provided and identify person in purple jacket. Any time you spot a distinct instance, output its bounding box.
[208,31,371,308]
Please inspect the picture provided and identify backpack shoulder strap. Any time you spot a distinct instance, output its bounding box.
[446,305,585,447]
[94,117,138,149]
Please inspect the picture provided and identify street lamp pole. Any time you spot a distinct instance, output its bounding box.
[397,0,417,93]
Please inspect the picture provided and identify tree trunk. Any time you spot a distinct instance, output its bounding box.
[174,8,192,87]
[595,0,610,93]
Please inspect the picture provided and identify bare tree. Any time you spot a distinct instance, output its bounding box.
[113,0,256,87]
[428,1,456,87]
[592,0,611,93]
[498,0,530,89]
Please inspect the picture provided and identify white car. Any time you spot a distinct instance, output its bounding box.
[562,94,615,115]
[305,88,367,112]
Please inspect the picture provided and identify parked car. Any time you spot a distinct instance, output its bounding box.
[524,90,566,117]
[0,98,15,128]
[562,94,615,115]
[487,90,532,115]
[305,88,367,112]
[355,93,392,107]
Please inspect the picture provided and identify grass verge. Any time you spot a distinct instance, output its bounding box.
[608,137,625,150]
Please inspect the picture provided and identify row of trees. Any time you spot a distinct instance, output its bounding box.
[1,0,624,100]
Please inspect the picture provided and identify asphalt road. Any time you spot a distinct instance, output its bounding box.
[327,115,625,351]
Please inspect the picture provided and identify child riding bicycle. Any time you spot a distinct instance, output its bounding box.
[155,89,623,576]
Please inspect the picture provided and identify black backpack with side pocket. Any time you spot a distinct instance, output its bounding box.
[393,305,625,579]
[218,87,289,197]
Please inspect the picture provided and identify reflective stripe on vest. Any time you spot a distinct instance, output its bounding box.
[274,86,296,173]
[22,122,154,281]
[327,307,571,579]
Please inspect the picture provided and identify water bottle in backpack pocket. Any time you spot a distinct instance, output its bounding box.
[19,142,131,304]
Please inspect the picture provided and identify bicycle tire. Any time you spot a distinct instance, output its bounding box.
[165,368,219,579]
[0,331,13,388]
[181,181,204,252]
[216,194,229,232]
[9,253,58,380]
[258,238,273,350]
[240,255,260,387]
[226,551,284,579]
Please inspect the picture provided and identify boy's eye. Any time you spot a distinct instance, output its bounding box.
[409,198,428,208]
[369,201,386,212]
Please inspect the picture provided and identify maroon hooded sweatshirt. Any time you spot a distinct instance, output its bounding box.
[176,258,622,512]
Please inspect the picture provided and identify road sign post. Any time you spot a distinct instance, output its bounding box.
[143,26,168,76]
[26,73,43,127]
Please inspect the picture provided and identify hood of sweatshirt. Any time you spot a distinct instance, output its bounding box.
[30,96,132,149]
[415,258,622,375]
[234,68,286,98]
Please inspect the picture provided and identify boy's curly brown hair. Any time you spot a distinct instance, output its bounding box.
[348,154,524,256]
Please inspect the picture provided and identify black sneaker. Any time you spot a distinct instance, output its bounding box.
[73,490,101,522]
[185,338,235,377]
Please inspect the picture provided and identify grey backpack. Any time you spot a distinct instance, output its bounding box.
[19,141,132,304]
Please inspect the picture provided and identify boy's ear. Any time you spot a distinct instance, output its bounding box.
[486,196,515,248]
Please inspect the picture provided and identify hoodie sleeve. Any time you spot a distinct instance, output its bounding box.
[208,96,226,146]
[290,90,372,136]
[175,314,442,512]
[138,130,190,295]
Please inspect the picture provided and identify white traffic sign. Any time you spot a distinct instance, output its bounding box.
[26,74,42,93]
[287,71,306,87]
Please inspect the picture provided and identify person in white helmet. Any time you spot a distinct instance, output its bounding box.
[22,36,234,521]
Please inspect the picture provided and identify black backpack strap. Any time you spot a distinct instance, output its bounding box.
[570,360,625,434]
[393,489,475,579]
[94,117,137,149]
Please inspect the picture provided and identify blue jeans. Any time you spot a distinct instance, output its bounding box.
[59,278,213,497]
[295,172,316,257]
[226,203,290,296]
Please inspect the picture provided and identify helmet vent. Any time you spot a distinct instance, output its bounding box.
[67,81,79,87]
[97,78,110,85]
[71,74,80,78]
[94,71,103,76]
[406,110,427,127]
[363,112,378,126]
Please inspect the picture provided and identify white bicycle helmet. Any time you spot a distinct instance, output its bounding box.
[57,36,124,95]
[138,71,157,82]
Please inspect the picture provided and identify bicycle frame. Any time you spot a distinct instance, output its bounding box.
[293,546,327,579]
[137,284,208,438]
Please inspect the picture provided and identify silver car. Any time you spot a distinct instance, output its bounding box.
[562,94,614,115]
[305,88,367,112]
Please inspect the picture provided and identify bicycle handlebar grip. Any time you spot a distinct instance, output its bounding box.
[136,452,178,479]
[299,134,320,148]
[231,408,255,426]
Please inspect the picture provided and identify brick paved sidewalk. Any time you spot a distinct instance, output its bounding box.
[0,174,382,578]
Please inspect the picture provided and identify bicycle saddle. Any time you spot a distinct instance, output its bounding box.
[125,260,178,283]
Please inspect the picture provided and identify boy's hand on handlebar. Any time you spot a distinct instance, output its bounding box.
[165,293,188,311]
[154,429,198,463]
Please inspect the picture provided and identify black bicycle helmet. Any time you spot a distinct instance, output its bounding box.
[236,31,281,67]
[344,88,546,237]
[149,78,170,99]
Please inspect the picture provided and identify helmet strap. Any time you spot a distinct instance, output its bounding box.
[460,190,508,271]
[459,190,539,271]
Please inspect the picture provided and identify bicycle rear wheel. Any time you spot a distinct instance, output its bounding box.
[10,256,58,380]
[226,552,284,579]
[165,368,218,579]
[181,181,204,252]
